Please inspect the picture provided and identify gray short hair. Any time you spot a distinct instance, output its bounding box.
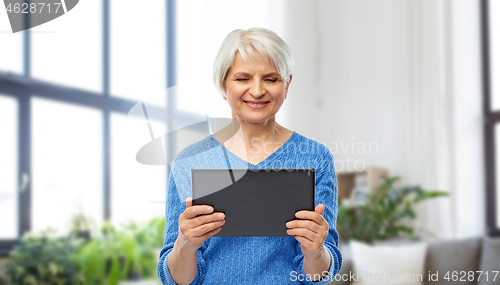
[213,27,294,99]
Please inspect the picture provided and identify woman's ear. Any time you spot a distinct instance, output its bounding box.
[222,77,228,100]
[285,75,293,99]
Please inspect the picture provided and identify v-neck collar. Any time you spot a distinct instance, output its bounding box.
[210,131,297,167]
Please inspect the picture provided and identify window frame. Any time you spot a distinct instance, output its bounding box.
[481,0,500,237]
[0,0,189,255]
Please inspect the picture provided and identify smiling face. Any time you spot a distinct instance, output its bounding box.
[224,50,291,125]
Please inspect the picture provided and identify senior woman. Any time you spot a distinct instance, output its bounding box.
[157,27,342,284]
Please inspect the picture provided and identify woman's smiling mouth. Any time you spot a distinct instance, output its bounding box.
[244,100,270,109]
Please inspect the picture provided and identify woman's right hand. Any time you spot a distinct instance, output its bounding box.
[176,197,225,252]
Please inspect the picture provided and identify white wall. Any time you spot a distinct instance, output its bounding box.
[281,0,321,138]
[315,0,399,173]
[280,0,485,240]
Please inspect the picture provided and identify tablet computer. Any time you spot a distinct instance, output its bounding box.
[191,168,315,236]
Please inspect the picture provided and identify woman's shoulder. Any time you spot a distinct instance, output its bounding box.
[172,135,213,162]
[288,131,334,159]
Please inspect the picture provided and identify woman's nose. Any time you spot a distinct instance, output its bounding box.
[249,81,265,97]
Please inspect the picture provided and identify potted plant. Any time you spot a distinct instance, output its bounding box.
[0,229,85,285]
[74,220,138,285]
[69,213,95,242]
[337,175,449,244]
[121,217,165,281]
[0,218,164,285]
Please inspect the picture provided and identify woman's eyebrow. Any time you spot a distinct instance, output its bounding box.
[232,72,250,78]
[263,72,280,77]
[232,72,280,77]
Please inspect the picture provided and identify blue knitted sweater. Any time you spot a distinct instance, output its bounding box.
[157,131,343,284]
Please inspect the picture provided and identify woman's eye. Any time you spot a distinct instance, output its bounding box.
[237,78,248,82]
[266,78,278,83]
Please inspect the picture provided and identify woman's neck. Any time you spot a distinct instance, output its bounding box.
[218,113,291,160]
[232,113,284,144]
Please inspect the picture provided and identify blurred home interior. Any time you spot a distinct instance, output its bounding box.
[0,0,499,284]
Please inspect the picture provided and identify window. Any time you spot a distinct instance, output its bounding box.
[110,0,166,106]
[0,0,289,254]
[0,0,189,255]
[31,0,103,93]
[0,33,23,74]
[31,98,103,232]
[0,95,18,239]
[110,112,166,226]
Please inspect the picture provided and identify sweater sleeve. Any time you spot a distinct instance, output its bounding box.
[293,148,343,284]
[157,165,207,285]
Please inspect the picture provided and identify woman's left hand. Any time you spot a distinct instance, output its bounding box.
[286,204,329,259]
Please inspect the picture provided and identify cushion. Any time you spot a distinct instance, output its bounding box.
[477,237,500,285]
[350,240,428,285]
[425,237,482,285]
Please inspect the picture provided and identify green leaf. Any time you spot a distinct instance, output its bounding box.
[48,262,58,276]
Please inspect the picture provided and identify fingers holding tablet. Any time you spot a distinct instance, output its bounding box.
[178,197,226,250]
[286,203,329,258]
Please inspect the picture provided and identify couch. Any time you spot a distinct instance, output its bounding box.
[329,236,500,285]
